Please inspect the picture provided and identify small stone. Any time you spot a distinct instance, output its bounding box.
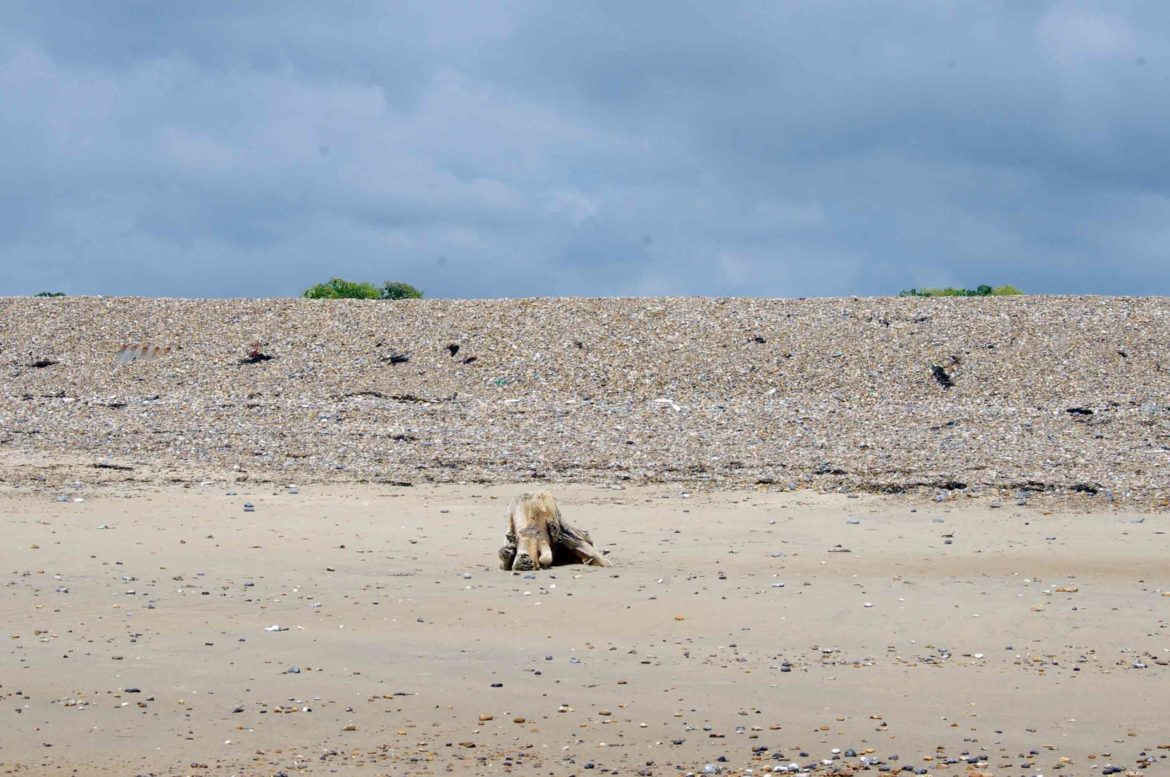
[478,713,493,721]
[341,723,357,731]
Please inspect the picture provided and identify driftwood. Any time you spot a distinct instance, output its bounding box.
[498,491,612,571]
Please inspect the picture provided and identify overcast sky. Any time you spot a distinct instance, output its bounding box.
[1,2,1166,298]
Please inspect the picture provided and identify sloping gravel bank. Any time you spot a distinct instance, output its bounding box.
[1,295,1167,504]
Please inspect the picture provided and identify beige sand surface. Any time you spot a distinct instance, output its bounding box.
[2,483,1167,776]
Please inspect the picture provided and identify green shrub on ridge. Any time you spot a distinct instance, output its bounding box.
[379,281,423,300]
[302,278,381,299]
[303,278,424,300]
[898,284,1023,298]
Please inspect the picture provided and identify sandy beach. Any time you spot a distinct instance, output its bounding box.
[3,296,1169,774]
[2,482,1167,776]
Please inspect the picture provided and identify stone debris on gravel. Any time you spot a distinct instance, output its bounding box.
[2,295,1169,506]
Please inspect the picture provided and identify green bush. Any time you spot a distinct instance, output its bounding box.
[380,281,423,300]
[34,291,66,297]
[302,278,381,299]
[898,284,1023,298]
[302,277,425,300]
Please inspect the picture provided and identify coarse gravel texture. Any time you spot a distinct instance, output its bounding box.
[1,295,1168,505]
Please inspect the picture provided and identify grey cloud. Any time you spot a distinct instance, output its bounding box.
[1,1,1167,298]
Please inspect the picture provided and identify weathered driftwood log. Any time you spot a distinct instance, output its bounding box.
[498,491,612,571]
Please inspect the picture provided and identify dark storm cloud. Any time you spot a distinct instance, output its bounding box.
[1,1,1167,297]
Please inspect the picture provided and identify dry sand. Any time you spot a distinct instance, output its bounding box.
[2,483,1167,776]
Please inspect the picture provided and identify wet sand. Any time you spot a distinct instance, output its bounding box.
[2,484,1168,776]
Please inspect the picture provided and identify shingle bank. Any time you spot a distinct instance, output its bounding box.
[2,295,1167,505]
